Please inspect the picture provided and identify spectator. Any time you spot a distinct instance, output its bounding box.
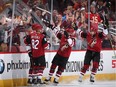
[102,34,112,49]
[0,42,8,52]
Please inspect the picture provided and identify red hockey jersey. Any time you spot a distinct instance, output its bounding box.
[81,31,106,52]
[24,31,48,58]
[57,34,75,58]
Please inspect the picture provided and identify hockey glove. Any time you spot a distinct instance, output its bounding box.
[25,35,31,44]
[72,23,78,30]
[47,24,55,30]
[64,31,69,39]
[47,42,51,49]
[28,52,32,58]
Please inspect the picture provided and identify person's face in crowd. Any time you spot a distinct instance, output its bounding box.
[57,14,62,21]
[90,5,96,13]
[67,16,73,22]
[81,9,86,14]
[53,10,58,16]
[67,12,74,22]
[98,1,104,6]
[36,10,42,17]
[33,0,40,5]
[67,6,73,12]
[66,10,71,15]
[81,1,87,7]
[75,11,80,18]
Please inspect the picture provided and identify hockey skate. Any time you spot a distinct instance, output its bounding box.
[78,74,83,83]
[43,77,51,84]
[32,76,37,84]
[90,74,95,83]
[27,78,33,85]
[32,76,43,84]
[53,78,59,86]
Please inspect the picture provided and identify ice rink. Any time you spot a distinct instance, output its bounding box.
[18,80,116,87]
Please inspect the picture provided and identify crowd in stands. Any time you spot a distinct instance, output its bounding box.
[0,0,115,52]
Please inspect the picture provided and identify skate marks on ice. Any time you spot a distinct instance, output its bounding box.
[17,83,79,87]
[17,84,79,87]
[71,80,116,87]
[49,80,115,87]
[17,81,116,87]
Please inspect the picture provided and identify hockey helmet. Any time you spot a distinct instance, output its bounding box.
[65,28,76,37]
[66,28,75,34]
[32,23,43,31]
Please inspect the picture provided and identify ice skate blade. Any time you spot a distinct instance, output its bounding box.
[78,80,82,83]
[90,82,95,84]
[78,80,83,84]
[27,83,35,86]
[52,83,58,86]
[43,81,51,85]
[37,83,46,87]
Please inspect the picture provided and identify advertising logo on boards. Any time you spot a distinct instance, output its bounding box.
[112,55,116,68]
[0,59,5,74]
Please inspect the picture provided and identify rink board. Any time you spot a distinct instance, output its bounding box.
[0,50,116,87]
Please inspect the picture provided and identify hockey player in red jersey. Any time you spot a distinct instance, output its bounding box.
[24,23,49,84]
[44,28,75,85]
[77,23,108,83]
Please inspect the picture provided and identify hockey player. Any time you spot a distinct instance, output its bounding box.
[77,23,108,83]
[24,23,49,84]
[44,27,75,85]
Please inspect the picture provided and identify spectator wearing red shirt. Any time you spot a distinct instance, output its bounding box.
[85,5,102,31]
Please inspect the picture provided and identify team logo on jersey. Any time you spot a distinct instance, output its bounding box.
[0,59,5,74]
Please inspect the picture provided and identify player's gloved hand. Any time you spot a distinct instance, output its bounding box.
[46,41,51,49]
[24,35,31,44]
[47,24,55,30]
[64,31,69,39]
[72,23,78,30]
[28,52,32,58]
[43,32,48,38]
[103,24,107,30]
[48,43,51,48]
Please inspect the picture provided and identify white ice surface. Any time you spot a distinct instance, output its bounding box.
[17,80,116,87]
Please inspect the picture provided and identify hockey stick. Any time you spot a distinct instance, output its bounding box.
[106,22,116,57]
[100,12,116,57]
[98,25,116,57]
[108,34,116,57]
